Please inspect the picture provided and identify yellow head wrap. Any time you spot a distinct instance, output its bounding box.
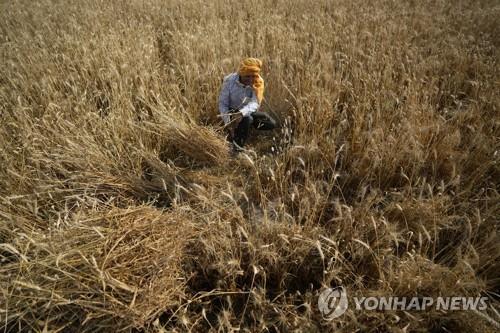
[238,57,265,104]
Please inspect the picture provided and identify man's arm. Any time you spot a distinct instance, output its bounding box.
[218,77,231,125]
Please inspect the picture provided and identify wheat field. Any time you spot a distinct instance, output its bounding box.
[0,0,499,332]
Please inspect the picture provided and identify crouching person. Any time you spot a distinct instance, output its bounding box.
[218,57,276,152]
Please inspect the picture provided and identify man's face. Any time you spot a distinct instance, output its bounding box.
[240,74,258,86]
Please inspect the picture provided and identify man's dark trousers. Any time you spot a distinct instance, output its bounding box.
[230,111,277,148]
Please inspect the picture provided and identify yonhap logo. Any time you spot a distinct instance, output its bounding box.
[318,286,348,320]
[317,286,496,325]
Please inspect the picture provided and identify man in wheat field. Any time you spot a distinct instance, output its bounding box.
[219,57,276,152]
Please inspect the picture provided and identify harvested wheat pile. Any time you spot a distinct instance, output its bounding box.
[1,206,197,331]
